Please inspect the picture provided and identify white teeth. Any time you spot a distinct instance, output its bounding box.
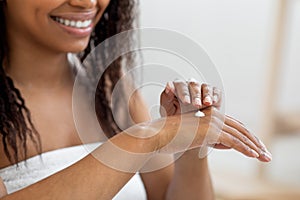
[76,21,83,28]
[83,20,90,27]
[54,17,92,28]
[64,19,70,26]
[70,21,76,27]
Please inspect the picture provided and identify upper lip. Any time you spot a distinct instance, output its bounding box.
[50,10,98,21]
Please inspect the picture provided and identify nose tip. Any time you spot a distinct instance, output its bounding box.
[68,0,97,9]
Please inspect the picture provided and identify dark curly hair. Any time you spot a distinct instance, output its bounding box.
[0,0,139,164]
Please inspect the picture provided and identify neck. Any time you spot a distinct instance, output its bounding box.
[5,40,74,91]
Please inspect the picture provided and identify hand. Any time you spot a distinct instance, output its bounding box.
[160,79,222,117]
[154,107,272,162]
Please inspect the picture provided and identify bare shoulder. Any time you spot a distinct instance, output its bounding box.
[0,177,7,198]
[128,91,151,124]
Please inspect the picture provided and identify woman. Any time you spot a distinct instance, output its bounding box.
[0,0,271,199]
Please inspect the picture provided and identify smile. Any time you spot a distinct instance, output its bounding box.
[51,17,92,29]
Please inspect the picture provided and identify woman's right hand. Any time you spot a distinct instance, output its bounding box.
[151,106,272,162]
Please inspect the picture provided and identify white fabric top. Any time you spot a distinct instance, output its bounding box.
[0,143,146,199]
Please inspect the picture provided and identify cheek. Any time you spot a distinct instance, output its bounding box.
[93,0,110,27]
[98,0,110,15]
[99,0,111,9]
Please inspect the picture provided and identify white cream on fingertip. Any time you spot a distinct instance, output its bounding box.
[195,110,205,118]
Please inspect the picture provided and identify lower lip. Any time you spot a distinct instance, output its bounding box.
[52,19,93,38]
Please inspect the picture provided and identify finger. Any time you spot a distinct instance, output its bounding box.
[225,116,267,151]
[218,131,260,158]
[212,87,222,107]
[165,81,175,95]
[202,108,272,162]
[209,110,266,151]
[213,144,231,149]
[222,124,261,156]
[160,82,177,117]
[224,117,272,162]
[188,78,202,107]
[201,84,213,106]
[226,115,268,151]
[164,82,176,103]
[173,80,190,104]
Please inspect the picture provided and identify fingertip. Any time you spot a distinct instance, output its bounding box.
[251,149,260,158]
[183,95,191,104]
[194,97,202,107]
[212,94,218,104]
[203,96,212,106]
[165,87,170,94]
[258,151,272,162]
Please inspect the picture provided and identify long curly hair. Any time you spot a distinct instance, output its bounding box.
[0,0,139,164]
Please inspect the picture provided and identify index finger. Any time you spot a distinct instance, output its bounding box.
[173,79,191,104]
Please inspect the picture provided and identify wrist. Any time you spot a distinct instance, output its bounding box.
[91,128,158,173]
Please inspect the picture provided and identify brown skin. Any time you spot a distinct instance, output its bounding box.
[0,0,271,199]
[1,0,110,166]
[0,0,213,198]
[0,178,6,198]
[0,91,271,200]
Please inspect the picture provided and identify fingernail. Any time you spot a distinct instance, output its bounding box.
[261,146,272,158]
[184,95,191,104]
[165,87,170,94]
[260,151,272,161]
[213,95,218,103]
[194,98,201,106]
[264,154,272,161]
[204,96,212,105]
[251,149,260,158]
[265,149,272,159]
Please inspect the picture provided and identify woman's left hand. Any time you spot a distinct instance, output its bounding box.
[160,79,222,117]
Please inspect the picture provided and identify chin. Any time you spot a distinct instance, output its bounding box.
[62,38,90,53]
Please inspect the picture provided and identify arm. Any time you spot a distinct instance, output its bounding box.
[161,80,216,200]
[128,90,174,200]
[166,150,214,200]
[1,133,156,200]
[129,91,214,200]
[159,79,271,200]
[2,83,270,199]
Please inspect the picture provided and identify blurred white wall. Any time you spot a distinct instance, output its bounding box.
[139,0,300,187]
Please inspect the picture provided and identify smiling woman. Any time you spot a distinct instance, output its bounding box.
[0,0,271,199]
[4,0,109,53]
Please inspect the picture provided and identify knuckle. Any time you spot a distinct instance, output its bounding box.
[173,79,186,85]
[241,135,248,143]
[232,136,240,146]
[245,145,251,153]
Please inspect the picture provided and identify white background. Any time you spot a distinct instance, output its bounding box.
[139,0,300,187]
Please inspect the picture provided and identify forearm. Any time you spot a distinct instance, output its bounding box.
[166,149,214,200]
[1,132,156,200]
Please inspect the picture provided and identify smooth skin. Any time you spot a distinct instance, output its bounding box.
[0,0,271,199]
